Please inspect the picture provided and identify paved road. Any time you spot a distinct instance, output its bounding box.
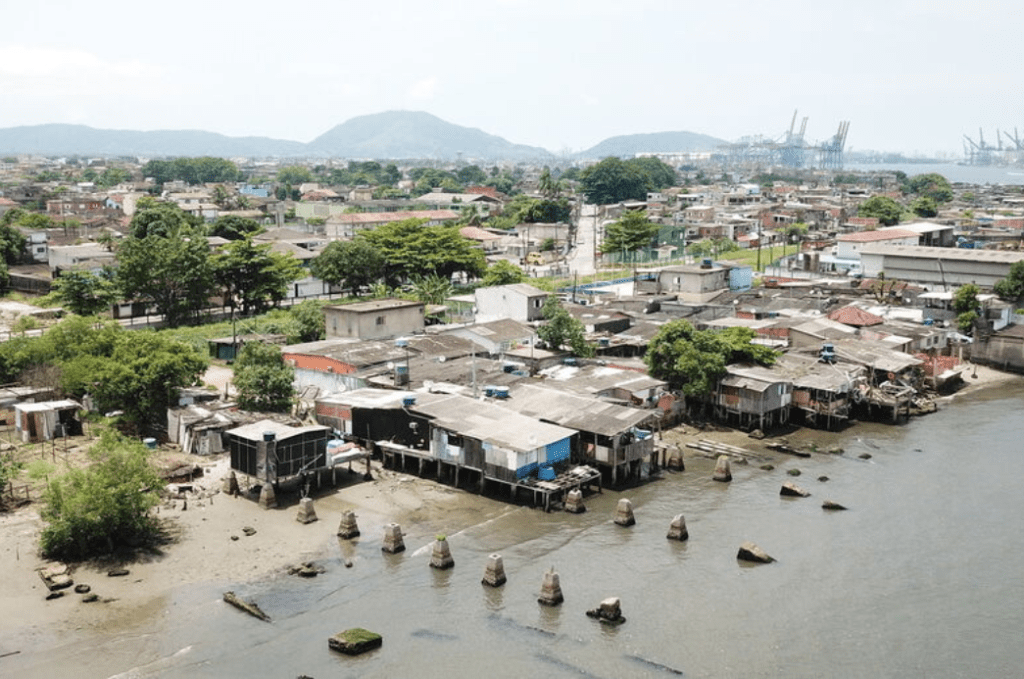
[567,203,599,276]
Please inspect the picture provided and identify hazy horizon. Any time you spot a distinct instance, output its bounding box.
[2,1,1019,157]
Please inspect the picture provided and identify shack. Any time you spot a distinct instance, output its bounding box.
[224,419,330,487]
[504,383,658,485]
[714,364,792,431]
[14,400,81,442]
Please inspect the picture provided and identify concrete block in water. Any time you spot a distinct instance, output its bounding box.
[586,596,626,625]
[337,509,360,538]
[295,497,318,524]
[328,628,382,656]
[564,489,586,514]
[737,541,774,564]
[780,481,810,498]
[614,498,635,527]
[381,523,405,554]
[482,553,507,587]
[537,566,564,606]
[822,500,848,510]
[713,455,732,482]
[429,536,454,569]
[666,514,689,541]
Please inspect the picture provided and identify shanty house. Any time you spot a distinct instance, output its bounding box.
[14,400,82,442]
[406,393,576,483]
[505,384,658,485]
[224,420,330,485]
[714,365,792,431]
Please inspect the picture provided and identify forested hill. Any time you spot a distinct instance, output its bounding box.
[578,131,727,159]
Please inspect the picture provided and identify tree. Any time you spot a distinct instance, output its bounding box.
[601,210,659,254]
[538,167,563,199]
[910,196,939,218]
[40,431,163,559]
[359,219,486,283]
[857,196,903,226]
[644,320,775,400]
[51,268,119,316]
[0,223,27,264]
[456,165,487,186]
[289,300,326,343]
[210,214,264,240]
[579,157,649,204]
[905,173,953,203]
[55,325,207,433]
[953,283,981,335]
[212,238,303,317]
[128,199,204,239]
[538,297,593,357]
[311,239,386,296]
[232,342,295,413]
[994,260,1024,301]
[116,212,214,328]
[277,165,313,187]
[482,260,525,286]
[409,274,453,305]
[629,156,679,190]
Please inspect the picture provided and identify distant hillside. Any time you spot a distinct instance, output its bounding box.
[0,117,725,162]
[579,131,727,159]
[0,124,306,157]
[306,111,554,161]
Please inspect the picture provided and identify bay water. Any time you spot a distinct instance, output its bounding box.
[11,381,1024,679]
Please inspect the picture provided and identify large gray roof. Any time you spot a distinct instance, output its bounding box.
[408,393,574,453]
[505,384,657,436]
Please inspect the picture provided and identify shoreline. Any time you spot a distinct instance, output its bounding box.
[1,363,1020,668]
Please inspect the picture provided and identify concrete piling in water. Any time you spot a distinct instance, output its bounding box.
[537,567,564,606]
[381,523,405,554]
[614,498,636,527]
[666,445,685,471]
[337,510,360,538]
[429,536,454,570]
[666,514,689,541]
[713,455,732,482]
[295,497,318,523]
[481,554,507,587]
[258,484,277,509]
[223,471,239,495]
[564,489,586,514]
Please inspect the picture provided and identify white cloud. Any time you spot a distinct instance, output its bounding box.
[406,77,438,101]
[0,45,150,80]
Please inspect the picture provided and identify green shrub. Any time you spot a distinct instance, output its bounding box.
[40,431,162,559]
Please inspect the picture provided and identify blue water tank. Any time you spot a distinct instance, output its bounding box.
[402,396,416,407]
[493,387,509,399]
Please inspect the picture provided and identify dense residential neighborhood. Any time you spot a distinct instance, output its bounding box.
[3,152,1024,496]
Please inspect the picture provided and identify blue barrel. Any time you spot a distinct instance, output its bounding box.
[538,465,556,481]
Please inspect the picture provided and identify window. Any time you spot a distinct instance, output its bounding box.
[375,315,385,326]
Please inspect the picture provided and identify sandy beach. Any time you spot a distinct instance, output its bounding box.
[0,362,1019,664]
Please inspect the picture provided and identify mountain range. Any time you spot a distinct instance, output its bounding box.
[0,111,727,161]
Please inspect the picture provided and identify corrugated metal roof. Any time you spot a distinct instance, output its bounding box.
[408,394,574,453]
[505,384,656,436]
[225,419,329,441]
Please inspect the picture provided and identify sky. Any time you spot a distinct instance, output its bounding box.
[2,0,1021,157]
